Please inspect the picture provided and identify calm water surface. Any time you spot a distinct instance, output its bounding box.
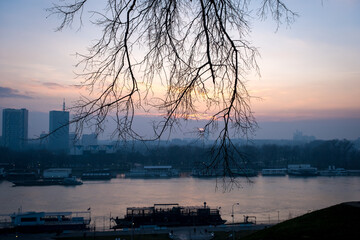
[1,176,359,224]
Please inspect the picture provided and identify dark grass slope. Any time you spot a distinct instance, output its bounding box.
[241,202,360,240]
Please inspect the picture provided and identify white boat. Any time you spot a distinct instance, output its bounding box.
[12,176,82,186]
[126,165,179,178]
[261,168,287,176]
[43,168,72,179]
[191,167,220,177]
[192,168,257,177]
[288,164,318,176]
[7,210,91,233]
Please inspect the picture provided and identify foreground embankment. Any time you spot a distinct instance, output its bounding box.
[241,201,360,240]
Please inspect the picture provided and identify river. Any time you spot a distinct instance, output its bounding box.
[1,176,359,227]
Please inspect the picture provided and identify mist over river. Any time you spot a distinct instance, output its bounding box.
[1,176,359,225]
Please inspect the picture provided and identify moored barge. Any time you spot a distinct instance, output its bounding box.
[11,177,83,186]
[111,202,225,228]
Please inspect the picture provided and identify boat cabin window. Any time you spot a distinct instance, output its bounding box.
[20,217,37,222]
[209,209,219,215]
[180,208,189,214]
[189,208,198,216]
[128,209,143,216]
[72,217,84,222]
[127,208,154,216]
[197,208,210,215]
[143,209,153,216]
[40,216,59,222]
[62,216,71,221]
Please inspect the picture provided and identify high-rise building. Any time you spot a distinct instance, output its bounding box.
[2,108,28,150]
[49,110,69,152]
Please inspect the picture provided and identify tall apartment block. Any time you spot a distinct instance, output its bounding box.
[49,110,69,152]
[2,108,28,150]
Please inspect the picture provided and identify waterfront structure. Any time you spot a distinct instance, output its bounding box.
[43,168,72,179]
[111,202,225,228]
[49,109,69,152]
[192,165,257,177]
[8,210,90,232]
[126,165,180,178]
[287,164,318,176]
[262,168,287,176]
[2,108,28,150]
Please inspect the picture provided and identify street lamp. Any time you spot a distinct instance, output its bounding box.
[231,203,239,224]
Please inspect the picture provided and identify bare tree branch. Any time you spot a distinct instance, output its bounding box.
[48,0,296,181]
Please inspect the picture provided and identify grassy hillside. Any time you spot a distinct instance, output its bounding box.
[240,202,360,240]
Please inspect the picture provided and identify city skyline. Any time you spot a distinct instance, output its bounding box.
[0,107,359,141]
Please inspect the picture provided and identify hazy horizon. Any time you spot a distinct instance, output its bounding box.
[0,108,359,141]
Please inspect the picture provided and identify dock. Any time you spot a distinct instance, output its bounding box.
[56,223,270,239]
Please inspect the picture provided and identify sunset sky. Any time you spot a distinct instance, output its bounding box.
[0,0,359,140]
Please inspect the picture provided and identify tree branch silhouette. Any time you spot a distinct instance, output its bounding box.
[48,0,296,180]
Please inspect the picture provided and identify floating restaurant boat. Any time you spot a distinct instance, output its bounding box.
[1,210,91,233]
[11,168,83,186]
[126,165,179,178]
[287,164,318,176]
[111,202,226,228]
[191,167,219,177]
[4,169,39,181]
[12,177,83,186]
[43,168,72,179]
[192,167,257,177]
[261,168,287,176]
[234,169,258,177]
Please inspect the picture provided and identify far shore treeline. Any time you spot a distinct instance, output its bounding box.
[0,139,359,172]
